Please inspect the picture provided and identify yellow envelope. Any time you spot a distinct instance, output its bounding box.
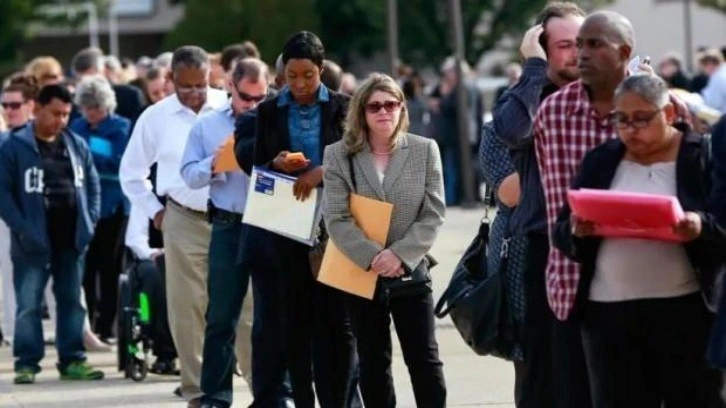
[213,134,240,173]
[317,193,393,299]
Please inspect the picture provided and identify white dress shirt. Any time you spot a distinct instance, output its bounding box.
[125,205,156,261]
[120,89,228,218]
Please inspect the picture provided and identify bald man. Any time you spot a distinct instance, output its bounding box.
[533,10,635,407]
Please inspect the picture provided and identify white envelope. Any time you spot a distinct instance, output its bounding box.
[242,166,322,246]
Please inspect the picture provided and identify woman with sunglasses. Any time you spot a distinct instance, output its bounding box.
[323,73,447,407]
[553,74,724,407]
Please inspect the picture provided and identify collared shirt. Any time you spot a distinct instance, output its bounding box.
[180,101,250,214]
[120,89,228,218]
[534,80,616,320]
[702,64,726,114]
[277,85,330,167]
[491,58,559,235]
[125,204,156,260]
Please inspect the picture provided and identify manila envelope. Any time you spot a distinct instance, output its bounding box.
[317,193,393,299]
[213,134,240,173]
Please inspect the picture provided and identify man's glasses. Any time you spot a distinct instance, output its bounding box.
[176,85,207,95]
[235,88,266,103]
[1,102,23,110]
[365,100,402,114]
[610,109,662,130]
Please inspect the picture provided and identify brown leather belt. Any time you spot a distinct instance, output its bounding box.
[168,197,207,219]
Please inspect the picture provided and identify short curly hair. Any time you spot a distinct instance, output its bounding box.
[74,75,117,113]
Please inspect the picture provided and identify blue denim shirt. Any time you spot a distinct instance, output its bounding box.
[491,58,558,236]
[277,85,330,167]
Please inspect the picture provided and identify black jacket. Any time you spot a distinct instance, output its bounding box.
[553,128,726,314]
[253,89,350,167]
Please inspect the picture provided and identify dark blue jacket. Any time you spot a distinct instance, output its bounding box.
[70,113,130,218]
[709,114,726,224]
[0,123,100,265]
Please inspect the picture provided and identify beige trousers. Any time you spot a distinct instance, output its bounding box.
[163,201,253,400]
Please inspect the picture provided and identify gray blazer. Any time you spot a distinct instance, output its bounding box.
[322,133,445,271]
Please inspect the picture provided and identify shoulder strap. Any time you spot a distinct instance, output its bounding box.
[347,154,357,193]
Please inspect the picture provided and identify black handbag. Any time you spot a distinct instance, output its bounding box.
[347,154,433,302]
[433,198,515,358]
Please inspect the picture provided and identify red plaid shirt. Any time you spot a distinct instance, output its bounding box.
[534,80,616,321]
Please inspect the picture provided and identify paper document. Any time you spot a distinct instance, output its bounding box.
[242,166,322,246]
[213,134,240,173]
[568,188,685,242]
[318,193,393,299]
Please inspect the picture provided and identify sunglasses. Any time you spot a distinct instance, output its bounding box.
[1,102,23,110]
[236,89,266,103]
[365,100,402,114]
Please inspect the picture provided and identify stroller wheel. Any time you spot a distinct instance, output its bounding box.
[128,357,148,382]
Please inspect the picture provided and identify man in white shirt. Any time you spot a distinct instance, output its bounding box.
[119,46,227,408]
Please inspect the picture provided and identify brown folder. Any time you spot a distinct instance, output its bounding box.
[317,193,393,299]
[213,134,240,173]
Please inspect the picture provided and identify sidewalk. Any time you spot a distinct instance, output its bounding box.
[0,207,515,407]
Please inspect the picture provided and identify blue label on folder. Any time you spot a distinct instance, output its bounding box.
[255,173,275,195]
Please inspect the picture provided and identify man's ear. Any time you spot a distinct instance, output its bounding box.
[663,102,676,125]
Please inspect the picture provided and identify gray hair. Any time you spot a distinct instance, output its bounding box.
[171,46,209,74]
[74,75,117,112]
[72,48,104,75]
[614,74,669,108]
[155,52,173,69]
[104,55,122,73]
[231,58,269,86]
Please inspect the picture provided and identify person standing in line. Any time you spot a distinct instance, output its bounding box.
[119,46,227,408]
[489,3,590,406]
[0,85,104,384]
[181,57,270,408]
[244,31,358,408]
[70,75,131,345]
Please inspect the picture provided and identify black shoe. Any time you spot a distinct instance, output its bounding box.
[151,358,179,375]
[173,386,183,398]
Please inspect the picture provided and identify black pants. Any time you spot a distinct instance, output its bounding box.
[347,292,446,408]
[513,233,591,408]
[249,234,359,408]
[133,257,176,360]
[582,293,722,408]
[84,211,126,338]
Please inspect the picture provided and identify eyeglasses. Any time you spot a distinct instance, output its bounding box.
[610,109,662,129]
[235,89,266,103]
[365,100,402,114]
[1,102,23,110]
[176,85,207,95]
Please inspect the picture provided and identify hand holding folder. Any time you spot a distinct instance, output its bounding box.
[213,134,240,173]
[317,194,394,299]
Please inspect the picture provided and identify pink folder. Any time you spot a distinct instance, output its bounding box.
[567,189,686,242]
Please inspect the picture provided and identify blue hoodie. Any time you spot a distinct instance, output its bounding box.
[0,123,100,265]
[70,113,131,218]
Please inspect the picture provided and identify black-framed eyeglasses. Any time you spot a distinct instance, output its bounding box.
[365,100,402,114]
[610,109,663,130]
[235,87,266,103]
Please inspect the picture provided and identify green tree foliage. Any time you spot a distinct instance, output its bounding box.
[164,0,319,64]
[697,0,726,13]
[0,0,106,74]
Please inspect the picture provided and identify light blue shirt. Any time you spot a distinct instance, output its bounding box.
[180,101,249,213]
[277,85,329,167]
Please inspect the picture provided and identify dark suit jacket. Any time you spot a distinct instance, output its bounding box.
[238,87,350,269]
[553,128,726,315]
[113,84,146,124]
[253,89,350,167]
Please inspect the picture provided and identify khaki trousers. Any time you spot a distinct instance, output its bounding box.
[163,201,253,400]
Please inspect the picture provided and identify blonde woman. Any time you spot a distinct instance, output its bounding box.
[323,73,447,407]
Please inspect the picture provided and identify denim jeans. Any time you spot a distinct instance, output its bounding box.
[13,247,86,372]
[443,147,461,206]
[201,219,251,406]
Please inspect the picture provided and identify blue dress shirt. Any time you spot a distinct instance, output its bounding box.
[180,101,250,214]
[277,85,330,167]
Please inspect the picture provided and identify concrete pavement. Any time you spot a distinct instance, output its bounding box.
[0,207,516,407]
